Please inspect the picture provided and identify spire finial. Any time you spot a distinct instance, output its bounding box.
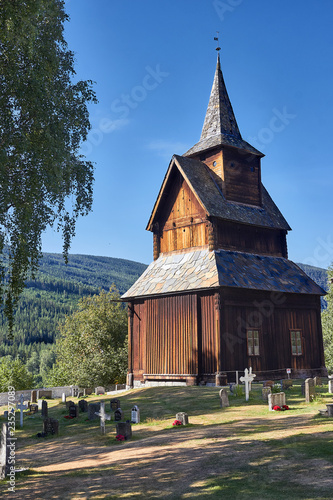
[214,32,221,52]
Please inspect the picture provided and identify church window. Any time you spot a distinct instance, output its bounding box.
[247,329,260,356]
[290,330,303,355]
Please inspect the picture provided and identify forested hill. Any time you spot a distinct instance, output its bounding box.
[0,252,147,358]
[297,263,329,298]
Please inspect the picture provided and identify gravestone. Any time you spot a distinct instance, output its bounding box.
[268,392,286,411]
[262,387,272,402]
[30,404,38,414]
[326,404,333,417]
[110,399,121,412]
[219,388,229,408]
[3,411,8,419]
[305,378,315,402]
[0,423,9,479]
[95,386,105,395]
[78,400,88,413]
[31,390,37,403]
[281,379,293,390]
[239,368,256,402]
[43,417,59,436]
[229,383,236,395]
[41,400,48,418]
[88,402,101,420]
[62,393,66,403]
[313,376,322,386]
[37,399,44,410]
[16,394,28,427]
[131,405,140,424]
[215,371,227,386]
[95,402,111,434]
[66,400,74,409]
[176,412,189,425]
[68,403,78,418]
[116,422,132,440]
[83,388,93,396]
[329,375,333,394]
[263,380,275,388]
[114,408,124,422]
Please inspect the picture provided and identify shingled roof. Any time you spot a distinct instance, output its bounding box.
[147,155,291,231]
[184,54,263,157]
[122,248,326,299]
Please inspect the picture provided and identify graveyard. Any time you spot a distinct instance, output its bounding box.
[0,380,333,499]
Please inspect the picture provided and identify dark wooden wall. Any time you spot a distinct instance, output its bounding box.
[222,148,262,206]
[215,220,288,257]
[129,289,325,383]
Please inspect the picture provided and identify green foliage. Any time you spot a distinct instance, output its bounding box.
[49,287,128,387]
[322,266,333,373]
[0,356,34,391]
[0,0,97,334]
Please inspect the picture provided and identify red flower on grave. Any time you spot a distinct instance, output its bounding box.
[282,405,289,410]
[64,415,74,419]
[172,420,183,426]
[116,434,125,441]
[273,405,281,411]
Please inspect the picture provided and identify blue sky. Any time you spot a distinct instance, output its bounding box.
[42,0,333,269]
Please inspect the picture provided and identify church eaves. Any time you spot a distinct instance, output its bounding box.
[184,54,263,157]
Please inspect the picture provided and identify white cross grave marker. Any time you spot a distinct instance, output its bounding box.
[16,394,28,428]
[95,402,111,434]
[239,368,256,402]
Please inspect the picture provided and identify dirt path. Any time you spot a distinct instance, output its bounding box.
[1,412,333,499]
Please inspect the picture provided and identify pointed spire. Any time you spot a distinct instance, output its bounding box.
[200,53,241,141]
[184,54,263,158]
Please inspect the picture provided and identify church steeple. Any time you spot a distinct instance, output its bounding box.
[200,53,241,142]
[184,54,263,158]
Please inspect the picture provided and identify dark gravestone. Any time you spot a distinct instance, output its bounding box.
[68,403,78,418]
[116,422,132,440]
[0,423,10,479]
[41,400,48,418]
[30,404,38,414]
[110,399,121,412]
[114,408,124,422]
[43,418,59,436]
[31,390,37,403]
[78,400,88,413]
[66,400,74,409]
[88,402,101,420]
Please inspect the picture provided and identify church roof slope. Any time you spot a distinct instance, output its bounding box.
[122,248,325,299]
[174,155,290,231]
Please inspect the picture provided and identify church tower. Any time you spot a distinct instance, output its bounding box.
[123,53,326,387]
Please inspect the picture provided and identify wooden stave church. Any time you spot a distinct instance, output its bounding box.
[122,54,327,387]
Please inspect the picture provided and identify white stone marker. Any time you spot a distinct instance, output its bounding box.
[16,394,28,428]
[239,368,256,402]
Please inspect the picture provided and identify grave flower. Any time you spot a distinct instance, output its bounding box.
[282,405,290,410]
[172,419,183,426]
[116,434,125,441]
[272,405,282,411]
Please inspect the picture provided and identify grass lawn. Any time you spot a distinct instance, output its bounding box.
[0,380,333,499]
